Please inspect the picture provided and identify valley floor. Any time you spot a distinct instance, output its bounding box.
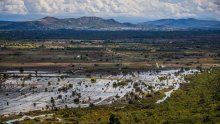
[1,69,220,123]
[0,69,197,116]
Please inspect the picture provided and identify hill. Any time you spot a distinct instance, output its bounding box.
[0,16,137,30]
[140,18,220,30]
[0,17,220,31]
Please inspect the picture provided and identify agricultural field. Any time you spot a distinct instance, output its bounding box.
[1,69,220,123]
[0,39,219,72]
[0,38,219,123]
[1,0,220,122]
[0,69,198,115]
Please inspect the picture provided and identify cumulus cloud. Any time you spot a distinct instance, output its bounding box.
[0,0,219,20]
[0,0,27,14]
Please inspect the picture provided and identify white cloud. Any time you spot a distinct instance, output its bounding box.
[0,0,219,20]
[0,0,27,14]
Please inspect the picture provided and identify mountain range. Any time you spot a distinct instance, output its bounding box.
[0,16,220,31]
[140,18,220,30]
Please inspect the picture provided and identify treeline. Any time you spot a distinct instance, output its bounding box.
[0,30,220,40]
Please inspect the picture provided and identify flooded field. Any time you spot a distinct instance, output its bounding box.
[0,69,199,116]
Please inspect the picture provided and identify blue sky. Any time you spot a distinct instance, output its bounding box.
[0,0,219,22]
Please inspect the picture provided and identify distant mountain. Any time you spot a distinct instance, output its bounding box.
[0,17,220,31]
[0,16,138,30]
[139,18,220,30]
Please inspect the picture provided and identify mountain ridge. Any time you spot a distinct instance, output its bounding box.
[139,18,220,29]
[0,16,220,31]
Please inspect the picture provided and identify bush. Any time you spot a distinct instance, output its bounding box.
[109,114,120,124]
[57,95,62,99]
[89,103,95,107]
[91,78,97,83]
[158,76,167,81]
[74,98,79,104]
[113,80,129,88]
[68,84,73,88]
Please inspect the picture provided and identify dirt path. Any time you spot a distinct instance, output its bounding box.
[156,83,180,104]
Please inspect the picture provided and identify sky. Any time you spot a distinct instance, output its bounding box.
[0,0,220,23]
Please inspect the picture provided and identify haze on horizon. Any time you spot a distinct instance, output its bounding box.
[0,0,220,23]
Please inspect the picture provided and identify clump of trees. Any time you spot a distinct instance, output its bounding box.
[58,84,73,92]
[158,76,167,81]
[113,80,129,88]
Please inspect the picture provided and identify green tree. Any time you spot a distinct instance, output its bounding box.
[109,114,120,124]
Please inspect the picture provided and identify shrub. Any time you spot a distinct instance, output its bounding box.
[109,114,120,124]
[57,95,62,99]
[113,80,129,88]
[74,98,79,104]
[91,78,97,83]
